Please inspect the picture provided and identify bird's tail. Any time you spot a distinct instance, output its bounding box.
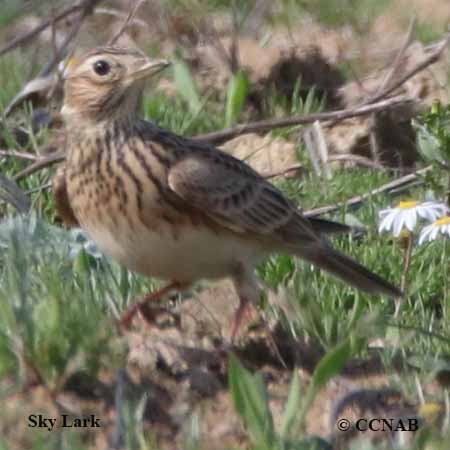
[307,217,351,235]
[300,246,402,298]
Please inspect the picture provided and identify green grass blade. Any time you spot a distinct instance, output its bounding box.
[225,71,249,127]
[296,340,352,431]
[172,57,201,114]
[228,354,275,448]
[280,370,301,438]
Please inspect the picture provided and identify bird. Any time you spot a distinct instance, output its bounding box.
[55,46,402,340]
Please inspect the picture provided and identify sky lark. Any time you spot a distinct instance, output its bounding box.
[56,46,401,340]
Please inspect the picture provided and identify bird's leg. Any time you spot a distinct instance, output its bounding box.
[230,295,287,367]
[229,295,252,343]
[120,281,187,329]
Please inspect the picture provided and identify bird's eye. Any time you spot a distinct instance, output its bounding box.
[93,60,110,76]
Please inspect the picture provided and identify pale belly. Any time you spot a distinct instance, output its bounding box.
[83,219,263,282]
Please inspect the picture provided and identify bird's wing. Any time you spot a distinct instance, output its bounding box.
[167,150,319,244]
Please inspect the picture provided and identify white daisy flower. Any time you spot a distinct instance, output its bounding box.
[378,201,449,237]
[418,215,450,245]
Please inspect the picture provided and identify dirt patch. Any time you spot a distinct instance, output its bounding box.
[221,133,303,179]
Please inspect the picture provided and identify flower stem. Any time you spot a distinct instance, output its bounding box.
[447,172,450,208]
[444,239,449,322]
[396,233,413,316]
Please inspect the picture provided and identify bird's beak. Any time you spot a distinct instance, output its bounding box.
[129,58,171,82]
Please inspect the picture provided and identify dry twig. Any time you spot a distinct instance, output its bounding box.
[26,182,52,195]
[196,26,449,146]
[366,16,416,162]
[368,30,450,105]
[94,7,147,28]
[326,154,388,171]
[0,149,40,161]
[0,0,100,57]
[10,97,412,181]
[194,95,413,144]
[263,164,304,179]
[4,0,103,117]
[303,127,322,177]
[203,18,236,73]
[370,16,417,101]
[108,0,147,46]
[304,166,432,217]
[14,152,64,182]
[39,0,103,78]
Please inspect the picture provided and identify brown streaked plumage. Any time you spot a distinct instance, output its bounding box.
[52,165,79,228]
[57,46,402,340]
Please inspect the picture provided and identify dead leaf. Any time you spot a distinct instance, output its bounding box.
[4,74,57,117]
[221,133,302,179]
[0,172,30,213]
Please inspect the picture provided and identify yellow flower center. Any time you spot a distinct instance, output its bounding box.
[396,200,418,209]
[398,229,411,239]
[434,216,450,226]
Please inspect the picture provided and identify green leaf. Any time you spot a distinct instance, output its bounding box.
[284,436,333,450]
[280,370,301,438]
[296,340,352,431]
[225,71,248,127]
[303,86,318,115]
[310,339,352,388]
[172,58,201,114]
[414,121,444,163]
[228,354,275,448]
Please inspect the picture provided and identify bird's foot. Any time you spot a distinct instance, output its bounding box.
[119,281,187,330]
[229,295,253,344]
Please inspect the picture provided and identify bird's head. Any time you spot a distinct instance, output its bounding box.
[61,47,169,127]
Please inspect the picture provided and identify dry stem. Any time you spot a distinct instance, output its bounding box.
[108,0,147,46]
[304,166,432,217]
[195,95,413,144]
[0,0,102,57]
